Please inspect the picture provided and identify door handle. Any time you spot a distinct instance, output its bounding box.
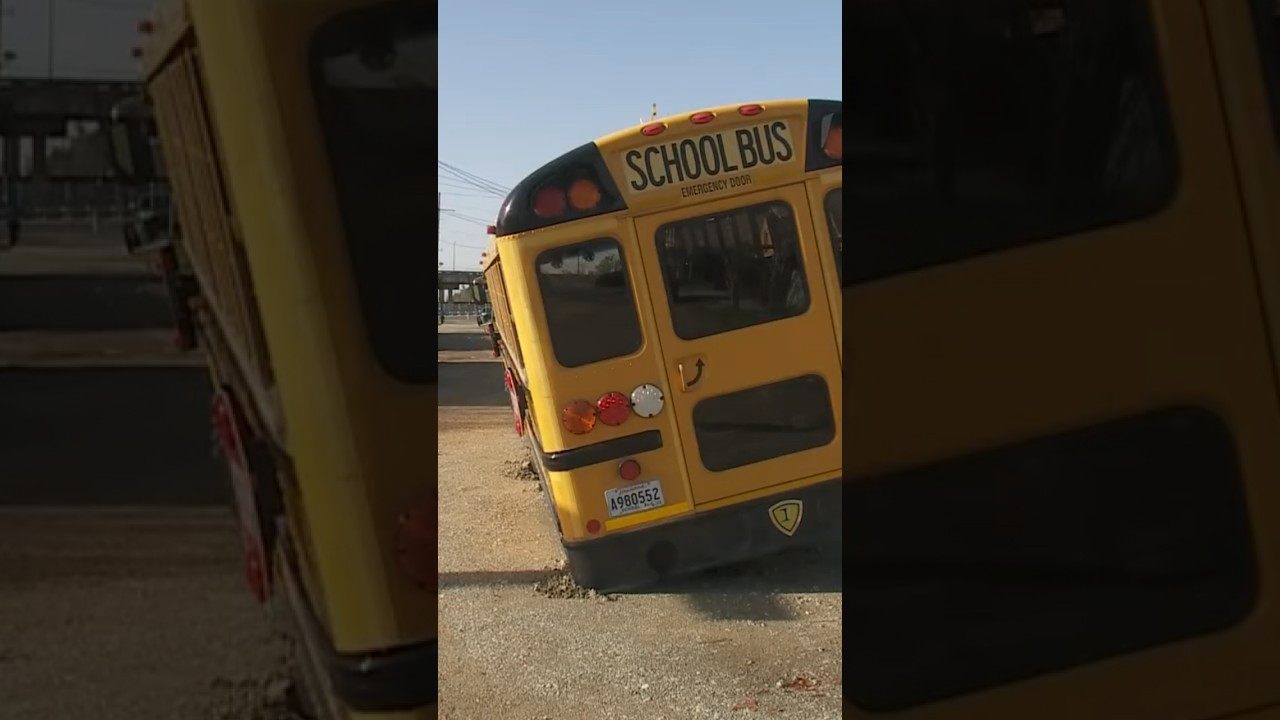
[677,355,707,392]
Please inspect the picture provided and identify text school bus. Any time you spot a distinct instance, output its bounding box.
[111,1,436,718]
[483,98,843,591]
[849,1,1280,719]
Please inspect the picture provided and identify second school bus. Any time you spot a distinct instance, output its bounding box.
[483,98,843,591]
[115,1,435,718]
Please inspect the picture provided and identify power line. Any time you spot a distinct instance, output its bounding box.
[438,161,510,197]
[442,214,491,228]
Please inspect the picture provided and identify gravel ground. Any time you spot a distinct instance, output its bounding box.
[437,326,844,719]
[0,509,303,720]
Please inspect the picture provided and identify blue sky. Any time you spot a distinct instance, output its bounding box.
[438,0,843,271]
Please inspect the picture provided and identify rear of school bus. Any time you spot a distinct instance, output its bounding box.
[486,99,843,591]
[141,1,436,718]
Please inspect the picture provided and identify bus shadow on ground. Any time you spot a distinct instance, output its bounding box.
[0,275,171,331]
[438,361,508,407]
[0,367,226,505]
[637,545,843,622]
[438,546,840,622]
[437,329,493,352]
[437,569,552,590]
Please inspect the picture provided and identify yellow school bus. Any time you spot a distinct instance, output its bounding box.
[848,0,1280,719]
[114,1,435,718]
[483,98,843,591]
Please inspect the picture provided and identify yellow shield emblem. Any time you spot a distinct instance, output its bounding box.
[768,500,803,537]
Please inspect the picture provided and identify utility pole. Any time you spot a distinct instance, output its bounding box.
[438,193,457,269]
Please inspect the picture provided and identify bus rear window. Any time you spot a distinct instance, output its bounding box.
[847,407,1256,710]
[849,0,1177,285]
[536,238,642,368]
[310,1,435,383]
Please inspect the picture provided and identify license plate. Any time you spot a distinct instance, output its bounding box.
[605,479,665,518]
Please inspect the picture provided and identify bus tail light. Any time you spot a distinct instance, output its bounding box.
[630,383,665,418]
[533,185,567,218]
[568,178,602,211]
[641,122,667,137]
[823,124,842,160]
[562,400,597,434]
[739,103,765,116]
[820,111,842,161]
[690,111,716,124]
[596,391,630,426]
[619,459,641,481]
[394,504,435,589]
[586,519,602,534]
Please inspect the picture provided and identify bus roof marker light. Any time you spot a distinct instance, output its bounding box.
[641,122,667,137]
[630,383,664,418]
[597,392,630,426]
[562,400,598,435]
[738,104,764,116]
[690,111,716,124]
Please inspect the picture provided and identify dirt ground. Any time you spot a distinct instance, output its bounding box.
[0,509,301,720]
[0,223,302,720]
[436,321,844,719]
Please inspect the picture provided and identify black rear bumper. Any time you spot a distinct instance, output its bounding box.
[563,477,842,592]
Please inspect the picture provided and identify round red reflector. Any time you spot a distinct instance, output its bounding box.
[586,519,602,534]
[738,104,765,116]
[561,400,597,435]
[641,122,667,137]
[618,459,641,482]
[532,185,566,218]
[690,111,716,124]
[596,391,630,426]
[567,178,602,211]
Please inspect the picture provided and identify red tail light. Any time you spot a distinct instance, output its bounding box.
[690,111,716,124]
[596,391,630,426]
[641,122,667,137]
[533,185,566,219]
[739,104,765,116]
